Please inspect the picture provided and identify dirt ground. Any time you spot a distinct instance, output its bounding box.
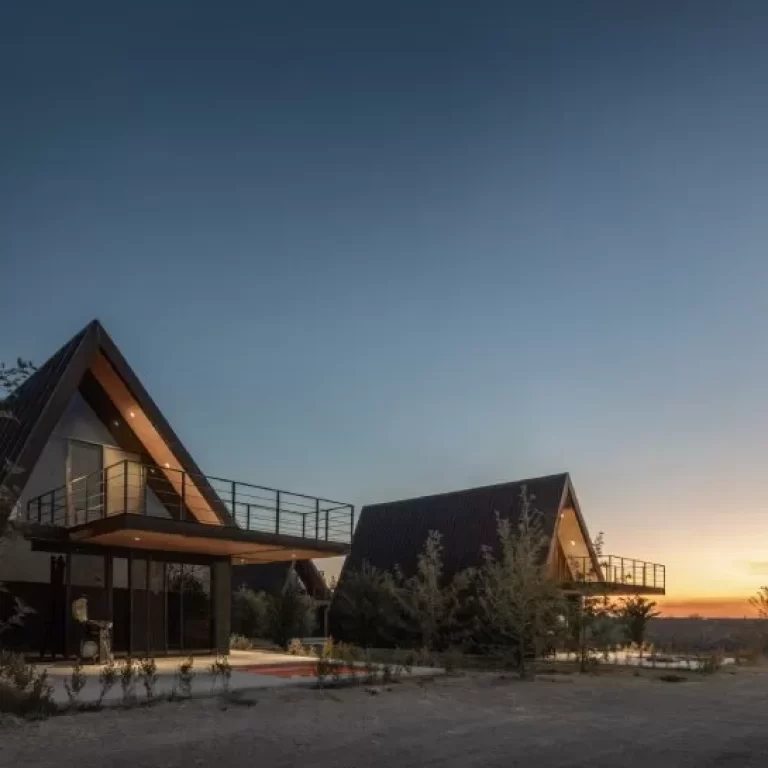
[2,668,768,768]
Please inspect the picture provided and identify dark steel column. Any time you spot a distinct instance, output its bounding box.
[64,553,72,658]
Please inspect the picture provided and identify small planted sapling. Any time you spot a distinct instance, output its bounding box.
[63,658,87,710]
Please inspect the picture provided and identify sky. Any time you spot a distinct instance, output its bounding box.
[2,1,768,617]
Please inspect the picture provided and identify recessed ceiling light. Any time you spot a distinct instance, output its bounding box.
[291,552,296,559]
[113,420,119,427]
[570,540,576,547]
[134,537,141,542]
[129,411,136,418]
[164,462,170,469]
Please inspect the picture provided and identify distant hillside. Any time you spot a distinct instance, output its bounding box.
[647,617,767,652]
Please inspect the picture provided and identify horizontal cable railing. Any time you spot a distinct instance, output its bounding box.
[25,460,354,546]
[566,554,665,592]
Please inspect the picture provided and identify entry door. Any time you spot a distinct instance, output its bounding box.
[68,441,103,525]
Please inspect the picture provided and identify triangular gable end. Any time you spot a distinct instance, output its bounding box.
[548,474,602,579]
[0,320,231,525]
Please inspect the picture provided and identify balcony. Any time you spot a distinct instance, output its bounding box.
[24,460,355,549]
[563,554,665,595]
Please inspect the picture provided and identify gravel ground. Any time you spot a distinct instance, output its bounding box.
[2,669,768,768]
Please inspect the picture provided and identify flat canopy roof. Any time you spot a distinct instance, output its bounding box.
[25,514,349,564]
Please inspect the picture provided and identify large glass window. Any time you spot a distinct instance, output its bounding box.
[70,554,106,619]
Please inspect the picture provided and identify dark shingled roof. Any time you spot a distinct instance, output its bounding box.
[0,324,93,503]
[338,473,572,583]
[0,319,231,523]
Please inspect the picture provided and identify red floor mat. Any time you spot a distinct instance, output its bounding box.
[238,663,352,678]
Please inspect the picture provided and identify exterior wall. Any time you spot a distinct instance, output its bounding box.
[2,391,170,584]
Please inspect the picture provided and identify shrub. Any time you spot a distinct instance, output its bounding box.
[230,633,253,651]
[700,650,724,675]
[98,659,118,708]
[119,657,137,706]
[210,656,232,693]
[139,657,158,703]
[175,656,195,698]
[442,646,463,674]
[0,653,55,718]
[287,638,312,656]
[63,658,87,710]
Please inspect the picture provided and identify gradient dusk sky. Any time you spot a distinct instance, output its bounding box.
[3,2,768,617]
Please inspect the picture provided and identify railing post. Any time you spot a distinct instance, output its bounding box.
[84,475,90,523]
[350,506,354,542]
[104,468,109,517]
[50,492,56,525]
[231,481,237,522]
[325,507,329,541]
[302,515,306,538]
[246,503,251,531]
[180,471,186,521]
[275,491,281,535]
[37,497,42,524]
[315,499,320,539]
[123,461,129,515]
[142,466,148,515]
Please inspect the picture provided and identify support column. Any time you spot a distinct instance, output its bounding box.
[212,559,232,655]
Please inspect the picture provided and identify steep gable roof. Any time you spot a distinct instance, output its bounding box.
[0,320,231,523]
[339,473,573,583]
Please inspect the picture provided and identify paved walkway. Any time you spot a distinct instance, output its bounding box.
[41,650,443,706]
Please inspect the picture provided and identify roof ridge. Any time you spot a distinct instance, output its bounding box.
[363,472,570,510]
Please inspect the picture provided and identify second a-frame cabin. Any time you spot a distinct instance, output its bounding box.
[0,320,353,659]
[330,473,664,642]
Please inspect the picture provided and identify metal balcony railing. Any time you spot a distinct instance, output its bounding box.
[566,555,665,593]
[25,460,355,546]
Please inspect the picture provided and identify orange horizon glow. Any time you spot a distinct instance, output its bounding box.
[656,596,760,619]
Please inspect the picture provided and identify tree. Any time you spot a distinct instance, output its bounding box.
[573,594,617,670]
[267,579,315,647]
[0,358,36,634]
[332,561,399,647]
[232,586,270,638]
[478,486,564,679]
[397,530,450,651]
[0,358,36,395]
[749,587,768,619]
[616,596,660,651]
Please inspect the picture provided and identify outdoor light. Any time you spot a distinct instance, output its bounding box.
[570,540,576,546]
[129,411,135,418]
[164,462,170,468]
[113,420,119,427]
[134,537,141,542]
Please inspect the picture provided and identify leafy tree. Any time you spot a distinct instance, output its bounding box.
[267,580,315,647]
[616,595,660,650]
[332,561,399,647]
[232,585,270,638]
[749,587,768,619]
[478,486,564,678]
[571,594,617,670]
[397,530,450,651]
[0,358,36,634]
